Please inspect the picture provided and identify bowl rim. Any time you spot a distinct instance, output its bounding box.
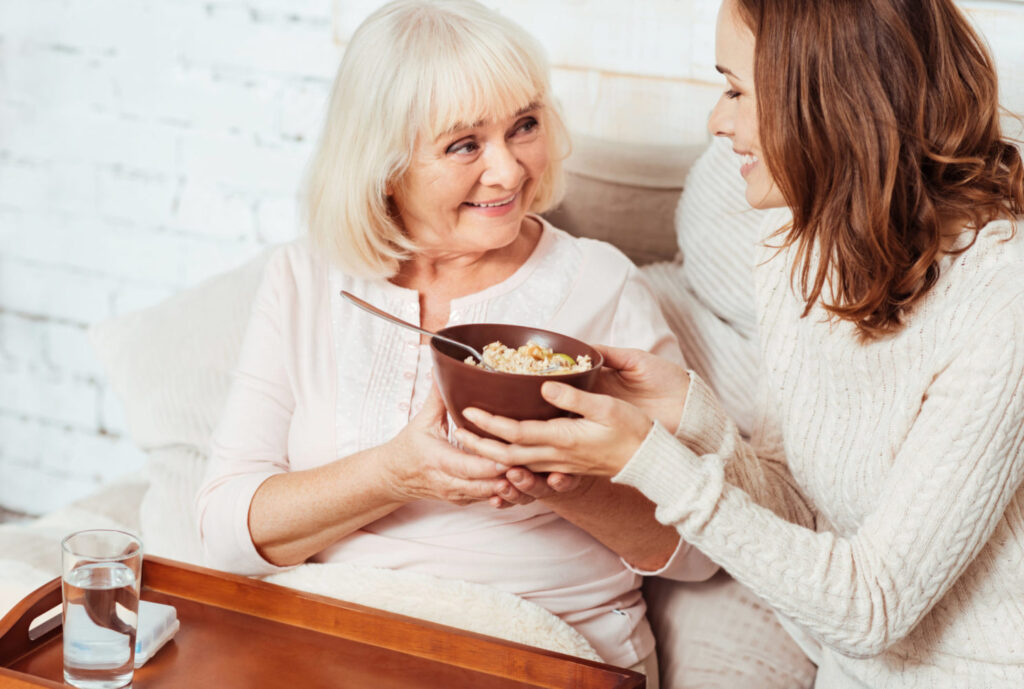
[429,323,605,379]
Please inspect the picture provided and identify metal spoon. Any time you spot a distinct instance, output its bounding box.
[340,290,494,370]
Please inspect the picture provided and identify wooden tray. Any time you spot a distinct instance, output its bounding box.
[0,556,644,688]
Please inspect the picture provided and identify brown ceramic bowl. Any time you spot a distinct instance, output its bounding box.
[430,323,604,442]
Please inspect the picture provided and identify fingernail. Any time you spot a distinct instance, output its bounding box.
[463,408,481,422]
[494,462,509,472]
[508,468,524,482]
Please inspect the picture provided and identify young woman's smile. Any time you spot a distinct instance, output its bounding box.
[707,0,785,210]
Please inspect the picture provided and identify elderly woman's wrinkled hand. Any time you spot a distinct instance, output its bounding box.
[383,384,509,506]
[457,384,655,477]
[487,468,586,509]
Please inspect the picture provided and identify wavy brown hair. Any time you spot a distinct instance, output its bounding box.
[734,0,1024,338]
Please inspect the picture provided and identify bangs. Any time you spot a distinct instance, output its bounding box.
[423,55,546,141]
[395,4,552,142]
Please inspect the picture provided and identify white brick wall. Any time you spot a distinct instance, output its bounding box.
[0,0,338,514]
[1,0,1022,516]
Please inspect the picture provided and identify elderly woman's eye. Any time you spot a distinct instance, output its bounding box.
[515,117,539,135]
[446,139,479,155]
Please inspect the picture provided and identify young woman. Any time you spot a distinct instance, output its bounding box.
[460,0,1024,685]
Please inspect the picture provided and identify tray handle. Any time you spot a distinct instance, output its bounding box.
[0,576,62,667]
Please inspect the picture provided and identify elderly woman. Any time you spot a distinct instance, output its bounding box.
[195,0,716,682]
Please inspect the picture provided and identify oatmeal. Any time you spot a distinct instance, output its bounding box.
[465,340,593,375]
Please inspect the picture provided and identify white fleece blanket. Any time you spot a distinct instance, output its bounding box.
[264,563,603,662]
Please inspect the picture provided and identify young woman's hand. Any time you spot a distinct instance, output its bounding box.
[458,383,655,477]
[591,345,690,433]
[382,384,509,506]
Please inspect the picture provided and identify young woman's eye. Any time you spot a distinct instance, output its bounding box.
[724,89,741,100]
[446,139,479,155]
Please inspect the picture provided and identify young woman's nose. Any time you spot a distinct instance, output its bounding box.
[708,97,735,139]
[480,141,524,189]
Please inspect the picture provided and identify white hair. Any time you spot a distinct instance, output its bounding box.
[304,0,570,277]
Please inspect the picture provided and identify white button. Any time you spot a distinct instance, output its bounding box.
[397,402,410,411]
[406,341,417,350]
[403,371,415,380]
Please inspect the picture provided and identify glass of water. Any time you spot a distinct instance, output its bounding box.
[61,529,143,689]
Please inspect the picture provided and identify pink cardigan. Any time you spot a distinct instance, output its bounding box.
[196,220,717,666]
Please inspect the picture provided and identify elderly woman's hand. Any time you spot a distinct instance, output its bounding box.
[382,384,509,506]
[488,469,586,508]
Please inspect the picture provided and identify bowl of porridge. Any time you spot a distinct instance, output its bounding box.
[430,323,603,441]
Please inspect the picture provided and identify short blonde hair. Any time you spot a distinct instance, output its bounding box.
[305,0,570,278]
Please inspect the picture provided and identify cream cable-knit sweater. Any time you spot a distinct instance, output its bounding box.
[620,212,1024,688]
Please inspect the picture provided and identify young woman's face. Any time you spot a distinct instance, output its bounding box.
[707,0,786,209]
[392,104,549,257]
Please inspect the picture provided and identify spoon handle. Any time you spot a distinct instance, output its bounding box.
[339,290,489,366]
[340,290,437,340]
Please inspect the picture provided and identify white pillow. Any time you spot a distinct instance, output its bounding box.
[641,136,769,437]
[90,250,271,452]
[89,249,272,561]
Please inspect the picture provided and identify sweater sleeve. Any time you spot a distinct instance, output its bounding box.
[194,248,296,576]
[614,307,1024,657]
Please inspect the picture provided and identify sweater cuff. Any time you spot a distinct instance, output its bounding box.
[613,421,725,540]
[675,371,732,457]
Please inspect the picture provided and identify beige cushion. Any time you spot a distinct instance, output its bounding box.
[545,134,705,265]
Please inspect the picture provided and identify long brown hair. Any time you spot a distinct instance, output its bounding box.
[735,0,1024,338]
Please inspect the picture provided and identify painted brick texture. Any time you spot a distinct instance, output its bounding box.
[0,0,336,514]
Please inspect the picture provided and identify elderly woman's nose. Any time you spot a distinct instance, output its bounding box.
[480,142,524,188]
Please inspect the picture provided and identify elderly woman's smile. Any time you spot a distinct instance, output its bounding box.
[464,191,518,213]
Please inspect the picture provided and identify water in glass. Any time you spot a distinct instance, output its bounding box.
[62,562,138,689]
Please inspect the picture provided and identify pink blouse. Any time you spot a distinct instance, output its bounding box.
[196,219,717,666]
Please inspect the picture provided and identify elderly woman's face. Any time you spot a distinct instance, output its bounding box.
[392,103,549,255]
[707,0,785,209]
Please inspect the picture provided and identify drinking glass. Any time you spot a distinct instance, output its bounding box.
[61,529,143,689]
